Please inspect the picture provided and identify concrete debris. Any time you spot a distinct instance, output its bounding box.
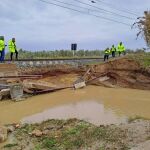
[23,80,56,90]
[73,67,95,89]
[74,67,110,89]
[22,80,71,94]
[10,84,24,101]
[74,78,86,89]
[0,84,24,101]
[0,89,10,100]
[74,81,86,89]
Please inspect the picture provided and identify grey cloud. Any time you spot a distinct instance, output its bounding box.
[0,0,149,51]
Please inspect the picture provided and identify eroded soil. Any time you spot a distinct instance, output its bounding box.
[19,57,150,90]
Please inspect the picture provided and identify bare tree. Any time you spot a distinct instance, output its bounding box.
[133,11,150,47]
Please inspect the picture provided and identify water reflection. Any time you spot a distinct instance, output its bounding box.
[22,101,126,125]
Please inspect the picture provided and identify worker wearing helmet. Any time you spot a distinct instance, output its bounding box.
[8,38,18,61]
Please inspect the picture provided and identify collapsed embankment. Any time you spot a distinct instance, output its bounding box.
[90,57,150,90]
[0,56,149,101]
[19,57,150,90]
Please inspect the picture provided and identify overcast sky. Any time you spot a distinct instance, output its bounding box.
[0,0,149,51]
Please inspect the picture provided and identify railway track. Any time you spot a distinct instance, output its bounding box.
[3,57,104,67]
[3,57,104,62]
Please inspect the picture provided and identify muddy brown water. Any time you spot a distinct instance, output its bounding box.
[0,86,150,125]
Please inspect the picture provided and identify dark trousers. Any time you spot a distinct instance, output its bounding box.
[112,51,115,57]
[10,50,18,61]
[0,51,3,62]
[118,51,121,56]
[0,50,5,62]
[104,54,109,61]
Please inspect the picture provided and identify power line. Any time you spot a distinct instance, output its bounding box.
[38,0,131,26]
[52,0,134,20]
[93,0,138,16]
[73,0,135,20]
[51,0,90,11]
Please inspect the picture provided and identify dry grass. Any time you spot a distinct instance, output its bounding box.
[133,11,150,47]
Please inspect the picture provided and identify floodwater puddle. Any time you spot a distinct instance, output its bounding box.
[0,86,150,125]
[22,101,126,125]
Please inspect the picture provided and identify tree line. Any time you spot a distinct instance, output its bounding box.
[5,49,104,59]
[4,48,148,59]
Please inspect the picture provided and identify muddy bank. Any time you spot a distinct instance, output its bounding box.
[1,118,150,150]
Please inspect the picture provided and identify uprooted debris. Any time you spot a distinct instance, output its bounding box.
[73,67,111,89]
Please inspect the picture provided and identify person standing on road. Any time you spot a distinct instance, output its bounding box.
[117,42,125,56]
[8,38,18,61]
[104,48,110,61]
[111,45,116,57]
[0,36,7,62]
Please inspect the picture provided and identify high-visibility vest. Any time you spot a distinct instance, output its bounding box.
[8,40,16,53]
[111,47,116,52]
[117,44,125,52]
[105,49,110,54]
[109,49,111,54]
[0,40,5,51]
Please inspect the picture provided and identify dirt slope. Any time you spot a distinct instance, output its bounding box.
[91,58,150,90]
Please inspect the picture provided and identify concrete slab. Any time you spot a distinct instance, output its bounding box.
[10,84,23,101]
